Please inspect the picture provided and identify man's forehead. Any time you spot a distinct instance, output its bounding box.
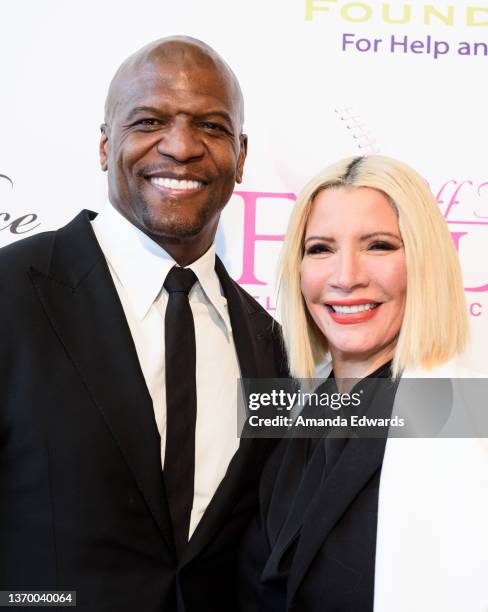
[113,62,233,113]
[116,61,235,113]
[105,38,244,128]
[128,57,230,90]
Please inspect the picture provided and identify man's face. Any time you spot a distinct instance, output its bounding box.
[100,56,247,243]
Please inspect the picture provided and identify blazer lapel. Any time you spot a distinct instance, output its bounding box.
[180,258,281,564]
[28,210,175,554]
[286,436,386,606]
[261,439,324,582]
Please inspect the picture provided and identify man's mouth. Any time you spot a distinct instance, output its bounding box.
[149,177,205,191]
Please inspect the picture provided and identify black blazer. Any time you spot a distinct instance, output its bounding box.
[238,436,387,612]
[0,210,287,611]
[238,367,399,612]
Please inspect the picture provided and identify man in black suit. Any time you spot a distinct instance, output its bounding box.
[0,36,286,611]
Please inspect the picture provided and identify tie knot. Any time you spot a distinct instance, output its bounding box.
[164,266,198,295]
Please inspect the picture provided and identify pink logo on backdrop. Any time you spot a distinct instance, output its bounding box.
[233,191,296,285]
[436,179,488,294]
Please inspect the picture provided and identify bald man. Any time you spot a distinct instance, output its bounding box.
[0,37,287,611]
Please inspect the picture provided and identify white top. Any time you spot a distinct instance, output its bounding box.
[374,361,488,612]
[92,202,241,537]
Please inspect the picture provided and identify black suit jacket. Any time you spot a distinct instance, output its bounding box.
[239,437,387,612]
[238,371,398,612]
[0,210,287,611]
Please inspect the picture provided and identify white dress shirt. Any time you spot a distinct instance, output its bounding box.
[92,202,241,537]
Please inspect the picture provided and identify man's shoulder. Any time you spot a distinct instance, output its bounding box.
[227,277,288,377]
[0,210,96,278]
[0,229,56,275]
[231,279,271,317]
[224,273,281,335]
[226,275,286,351]
[0,230,61,322]
[215,256,275,321]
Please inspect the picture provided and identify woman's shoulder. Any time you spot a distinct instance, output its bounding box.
[401,357,487,379]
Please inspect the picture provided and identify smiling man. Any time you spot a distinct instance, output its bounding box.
[0,37,287,611]
[100,37,247,265]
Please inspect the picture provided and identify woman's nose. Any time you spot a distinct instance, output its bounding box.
[328,250,369,292]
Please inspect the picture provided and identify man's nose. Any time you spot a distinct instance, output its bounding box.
[329,250,369,292]
[156,120,205,163]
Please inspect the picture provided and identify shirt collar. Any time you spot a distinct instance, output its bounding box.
[92,202,230,332]
[185,241,231,334]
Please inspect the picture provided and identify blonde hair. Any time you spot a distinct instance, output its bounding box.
[278,155,468,378]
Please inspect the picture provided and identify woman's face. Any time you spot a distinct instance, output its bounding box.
[300,186,407,366]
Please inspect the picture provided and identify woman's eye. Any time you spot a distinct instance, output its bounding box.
[305,244,332,255]
[369,241,397,251]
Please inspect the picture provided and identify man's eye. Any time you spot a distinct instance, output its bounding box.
[200,122,228,133]
[305,244,332,256]
[133,118,161,128]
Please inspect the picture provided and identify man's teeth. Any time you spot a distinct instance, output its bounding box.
[330,303,378,314]
[150,177,203,190]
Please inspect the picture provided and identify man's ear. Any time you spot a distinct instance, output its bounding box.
[99,123,109,172]
[235,133,248,184]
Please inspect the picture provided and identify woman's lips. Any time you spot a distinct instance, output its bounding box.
[325,301,381,325]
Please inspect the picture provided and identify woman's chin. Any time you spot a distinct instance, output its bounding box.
[329,341,395,367]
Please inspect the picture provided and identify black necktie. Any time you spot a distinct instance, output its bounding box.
[163,266,198,557]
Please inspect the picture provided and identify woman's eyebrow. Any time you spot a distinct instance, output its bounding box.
[304,235,335,244]
[304,231,401,243]
[359,231,402,241]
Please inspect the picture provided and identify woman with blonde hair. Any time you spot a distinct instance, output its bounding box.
[238,155,488,611]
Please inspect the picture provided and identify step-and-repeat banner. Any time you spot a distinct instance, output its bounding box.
[1,0,487,370]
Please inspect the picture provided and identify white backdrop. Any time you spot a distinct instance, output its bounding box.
[1,0,487,370]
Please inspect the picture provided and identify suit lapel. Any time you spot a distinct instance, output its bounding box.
[28,210,175,554]
[180,258,280,564]
[286,436,386,606]
[214,256,278,380]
